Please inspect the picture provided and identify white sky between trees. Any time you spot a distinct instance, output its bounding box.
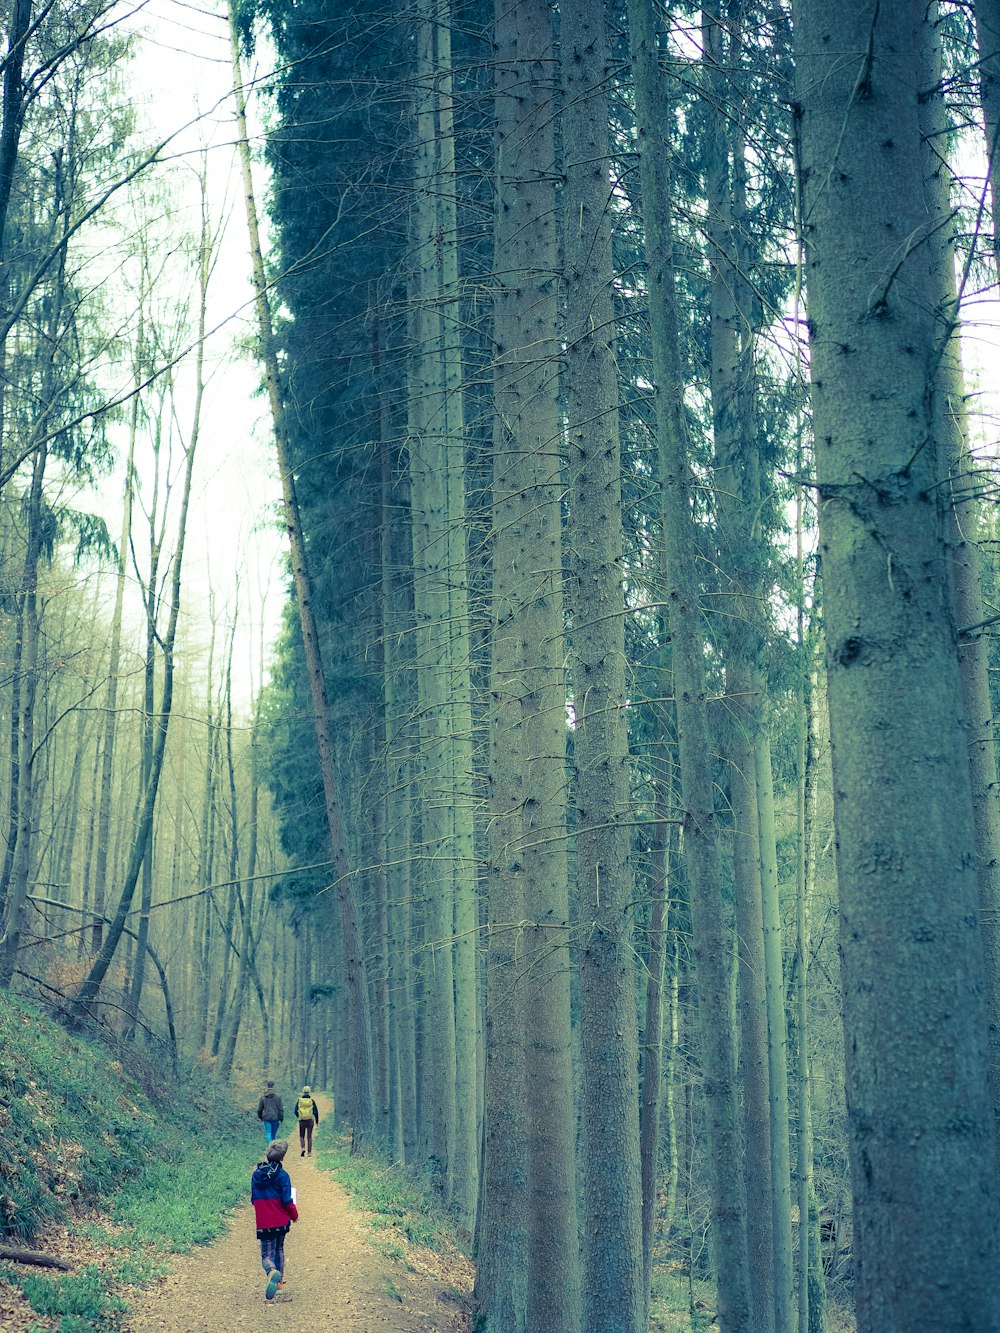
[80,0,287,714]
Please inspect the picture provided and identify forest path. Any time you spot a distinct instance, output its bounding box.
[124,1096,469,1333]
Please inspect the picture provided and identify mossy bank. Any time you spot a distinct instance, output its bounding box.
[0,993,258,1331]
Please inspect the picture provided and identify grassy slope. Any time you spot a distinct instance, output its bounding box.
[0,993,258,1330]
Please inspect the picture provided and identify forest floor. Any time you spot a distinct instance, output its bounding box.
[0,1091,472,1333]
[124,1097,473,1333]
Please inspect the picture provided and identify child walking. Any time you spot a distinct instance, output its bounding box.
[251,1139,298,1302]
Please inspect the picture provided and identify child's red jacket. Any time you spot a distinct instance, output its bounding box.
[251,1159,299,1233]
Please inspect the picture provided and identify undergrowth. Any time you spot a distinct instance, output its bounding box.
[0,992,258,1329]
[317,1137,465,1260]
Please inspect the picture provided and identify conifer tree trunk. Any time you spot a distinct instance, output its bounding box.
[976,0,1000,260]
[378,391,410,1163]
[475,0,578,1322]
[627,0,752,1323]
[640,731,676,1315]
[916,6,1000,1162]
[407,0,478,1216]
[409,3,457,1193]
[561,0,643,1325]
[756,737,792,1332]
[228,4,375,1143]
[702,10,792,1322]
[793,534,826,1333]
[433,4,479,1227]
[793,2,1000,1324]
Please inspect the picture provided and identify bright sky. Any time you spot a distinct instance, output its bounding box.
[90,0,287,712]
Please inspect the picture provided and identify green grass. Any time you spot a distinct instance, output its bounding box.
[380,1276,404,1303]
[648,1264,720,1331]
[317,1139,465,1256]
[0,1002,165,1245]
[16,1265,128,1321]
[111,1137,252,1252]
[0,993,260,1330]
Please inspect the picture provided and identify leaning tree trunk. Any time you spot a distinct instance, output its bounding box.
[61,383,199,1028]
[228,4,375,1144]
[792,2,1000,1325]
[124,403,167,1037]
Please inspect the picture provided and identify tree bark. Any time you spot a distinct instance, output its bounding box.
[792,2,1000,1324]
[561,0,643,1325]
[627,0,753,1323]
[475,0,578,1322]
[228,3,375,1144]
[975,0,1000,261]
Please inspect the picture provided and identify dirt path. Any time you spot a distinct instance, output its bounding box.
[125,1098,471,1333]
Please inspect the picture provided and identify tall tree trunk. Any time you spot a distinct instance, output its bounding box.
[194,620,218,1051]
[0,162,71,984]
[918,5,1000,1164]
[62,425,197,1026]
[0,0,32,260]
[627,1,752,1324]
[793,540,826,1333]
[640,732,677,1317]
[433,4,479,1228]
[475,0,577,1322]
[228,2,375,1145]
[210,621,241,1059]
[561,0,643,1325]
[124,400,167,1037]
[53,704,88,896]
[976,0,1000,261]
[409,5,457,1194]
[377,340,409,1165]
[792,3,1000,1325]
[0,440,46,986]
[756,736,793,1333]
[408,0,478,1217]
[702,8,793,1322]
[60,165,211,1028]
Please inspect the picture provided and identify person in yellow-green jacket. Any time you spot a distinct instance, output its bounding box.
[294,1085,319,1156]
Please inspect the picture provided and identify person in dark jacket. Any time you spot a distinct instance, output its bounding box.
[256,1080,283,1145]
[294,1085,319,1157]
[251,1138,298,1301]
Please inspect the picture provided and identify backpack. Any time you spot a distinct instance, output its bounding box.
[298,1096,315,1121]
